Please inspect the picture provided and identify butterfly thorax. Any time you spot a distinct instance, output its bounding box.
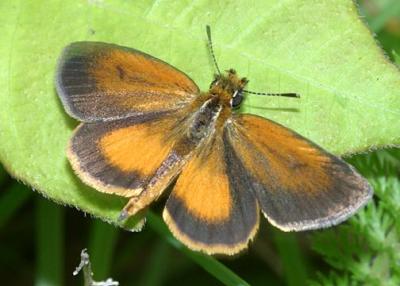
[185,69,247,144]
[188,96,222,142]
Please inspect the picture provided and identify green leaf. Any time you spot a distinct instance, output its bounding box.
[0,0,399,256]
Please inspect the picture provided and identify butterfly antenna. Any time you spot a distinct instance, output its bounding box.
[243,90,300,98]
[206,25,221,75]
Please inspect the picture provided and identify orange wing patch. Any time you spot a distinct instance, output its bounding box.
[172,141,232,222]
[99,123,174,175]
[56,42,199,122]
[92,48,199,110]
[68,115,180,197]
[232,115,332,194]
[226,114,372,231]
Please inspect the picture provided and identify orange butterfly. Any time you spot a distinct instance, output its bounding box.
[56,26,372,255]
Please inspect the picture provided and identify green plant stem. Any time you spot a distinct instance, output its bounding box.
[35,198,65,286]
[88,220,119,280]
[147,212,250,286]
[138,239,170,286]
[273,230,309,286]
[0,182,32,228]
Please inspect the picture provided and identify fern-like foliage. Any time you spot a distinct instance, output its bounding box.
[310,149,400,285]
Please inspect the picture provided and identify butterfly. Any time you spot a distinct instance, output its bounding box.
[55,26,372,255]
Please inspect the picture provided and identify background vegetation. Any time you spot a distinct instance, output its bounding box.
[0,0,399,285]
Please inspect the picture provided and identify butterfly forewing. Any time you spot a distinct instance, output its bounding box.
[56,42,199,122]
[225,114,372,231]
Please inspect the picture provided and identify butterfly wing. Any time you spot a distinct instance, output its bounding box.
[68,113,187,197]
[163,134,260,255]
[225,114,372,231]
[56,42,199,122]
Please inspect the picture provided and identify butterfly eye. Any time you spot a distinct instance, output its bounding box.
[231,90,244,108]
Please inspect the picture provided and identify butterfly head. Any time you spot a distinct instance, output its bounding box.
[209,69,248,109]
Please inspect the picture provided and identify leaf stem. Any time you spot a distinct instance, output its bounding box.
[273,230,309,286]
[35,198,65,286]
[88,220,119,280]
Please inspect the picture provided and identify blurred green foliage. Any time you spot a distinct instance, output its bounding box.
[310,150,400,285]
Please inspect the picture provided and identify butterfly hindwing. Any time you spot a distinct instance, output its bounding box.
[56,42,199,122]
[163,134,260,255]
[225,114,372,231]
[68,112,184,197]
